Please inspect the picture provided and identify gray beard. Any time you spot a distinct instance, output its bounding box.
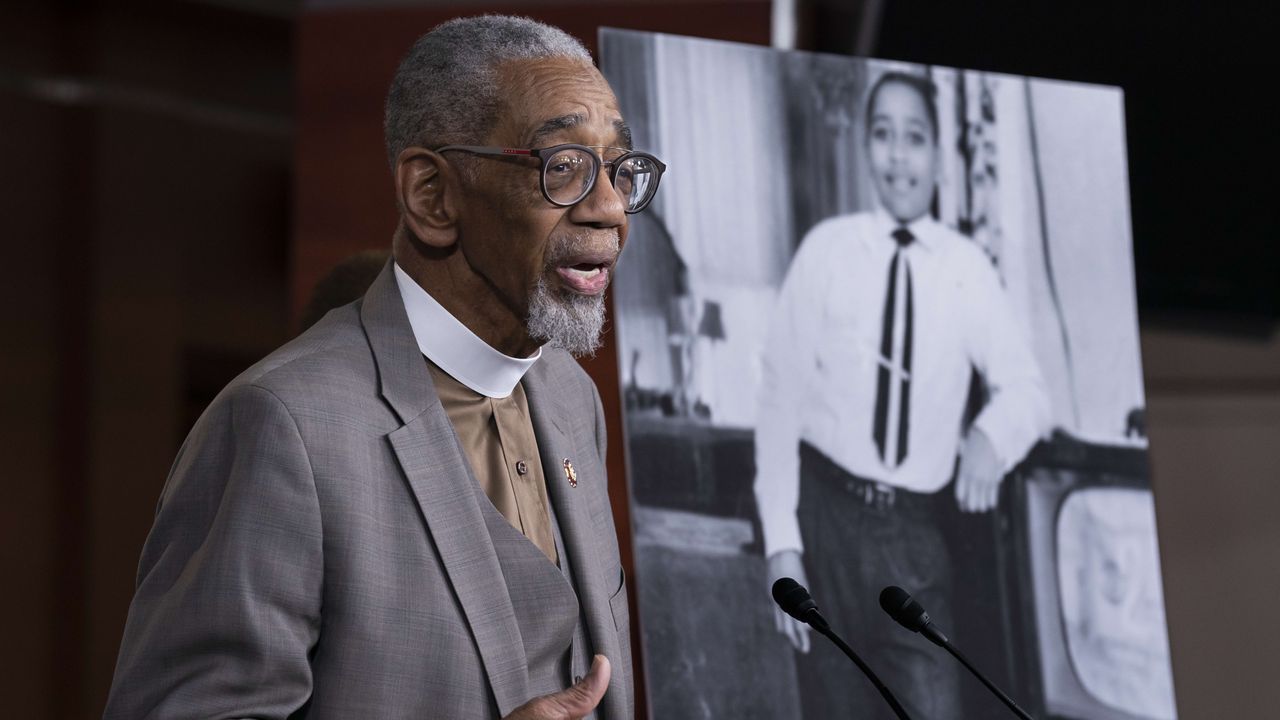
[525,275,606,357]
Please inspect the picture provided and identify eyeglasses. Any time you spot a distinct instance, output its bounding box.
[435,143,666,214]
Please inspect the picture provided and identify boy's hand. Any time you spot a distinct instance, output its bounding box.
[955,428,1002,512]
[766,550,812,653]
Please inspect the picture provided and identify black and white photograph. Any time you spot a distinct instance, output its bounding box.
[601,29,1176,720]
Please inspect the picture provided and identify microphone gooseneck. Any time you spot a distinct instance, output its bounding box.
[879,585,1035,720]
[772,578,912,720]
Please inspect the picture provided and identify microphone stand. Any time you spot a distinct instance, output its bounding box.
[933,636,1033,720]
[803,611,914,720]
[880,585,1036,720]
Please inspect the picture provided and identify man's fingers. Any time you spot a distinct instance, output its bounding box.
[556,655,610,716]
[505,655,610,720]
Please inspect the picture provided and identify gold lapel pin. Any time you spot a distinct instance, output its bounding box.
[563,458,578,488]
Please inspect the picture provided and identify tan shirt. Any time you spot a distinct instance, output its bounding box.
[428,360,559,565]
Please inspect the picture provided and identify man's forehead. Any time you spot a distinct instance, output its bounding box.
[527,114,633,149]
[494,58,629,146]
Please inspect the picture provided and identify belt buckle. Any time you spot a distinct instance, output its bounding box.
[872,482,895,511]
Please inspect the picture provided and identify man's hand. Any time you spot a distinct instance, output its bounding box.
[766,550,811,654]
[955,428,1002,513]
[503,655,610,720]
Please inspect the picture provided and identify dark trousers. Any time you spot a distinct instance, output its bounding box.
[794,442,961,720]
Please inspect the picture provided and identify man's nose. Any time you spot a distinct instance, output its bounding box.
[569,166,627,228]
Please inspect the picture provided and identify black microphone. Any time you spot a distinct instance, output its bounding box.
[772,578,912,720]
[879,584,949,647]
[771,576,829,630]
[879,586,1035,720]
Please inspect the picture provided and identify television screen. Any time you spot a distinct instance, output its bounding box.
[1057,487,1176,719]
[1020,463,1177,720]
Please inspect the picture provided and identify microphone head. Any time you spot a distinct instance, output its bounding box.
[879,585,931,633]
[772,577,818,621]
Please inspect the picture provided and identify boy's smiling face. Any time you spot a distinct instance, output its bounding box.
[866,80,940,224]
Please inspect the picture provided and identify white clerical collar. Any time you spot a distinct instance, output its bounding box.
[872,205,937,251]
[393,262,541,398]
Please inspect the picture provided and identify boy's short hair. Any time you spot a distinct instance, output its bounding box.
[864,71,939,142]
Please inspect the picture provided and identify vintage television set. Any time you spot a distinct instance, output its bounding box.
[1003,435,1178,720]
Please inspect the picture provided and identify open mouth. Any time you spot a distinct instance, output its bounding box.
[884,172,918,192]
[555,258,613,296]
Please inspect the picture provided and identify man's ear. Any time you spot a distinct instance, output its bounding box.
[395,147,459,249]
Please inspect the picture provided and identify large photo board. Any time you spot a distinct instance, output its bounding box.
[601,29,1177,720]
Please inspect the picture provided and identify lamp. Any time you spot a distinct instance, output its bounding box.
[697,300,725,341]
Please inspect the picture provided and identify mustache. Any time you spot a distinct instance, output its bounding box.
[544,229,621,267]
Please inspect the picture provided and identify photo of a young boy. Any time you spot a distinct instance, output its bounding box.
[753,70,1051,719]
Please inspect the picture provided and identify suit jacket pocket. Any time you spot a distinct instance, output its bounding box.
[607,565,627,630]
[607,565,633,716]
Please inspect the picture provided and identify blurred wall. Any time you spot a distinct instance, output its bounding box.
[0,2,293,716]
[1142,328,1280,719]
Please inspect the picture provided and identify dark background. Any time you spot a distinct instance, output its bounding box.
[1,0,1275,717]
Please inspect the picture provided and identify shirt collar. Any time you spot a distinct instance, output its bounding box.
[872,205,938,251]
[392,261,541,398]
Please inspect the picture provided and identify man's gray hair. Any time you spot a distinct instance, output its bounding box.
[384,15,592,170]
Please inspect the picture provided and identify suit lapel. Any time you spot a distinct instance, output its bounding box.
[524,361,628,720]
[362,263,530,716]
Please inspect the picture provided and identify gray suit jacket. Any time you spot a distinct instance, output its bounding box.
[105,264,634,719]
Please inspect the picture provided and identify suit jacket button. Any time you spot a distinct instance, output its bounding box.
[516,460,528,475]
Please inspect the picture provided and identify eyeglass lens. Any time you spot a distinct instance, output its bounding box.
[542,147,659,211]
[542,148,596,206]
[614,156,658,212]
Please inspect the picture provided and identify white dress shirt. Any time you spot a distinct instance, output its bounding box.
[753,209,1051,558]
[393,262,541,398]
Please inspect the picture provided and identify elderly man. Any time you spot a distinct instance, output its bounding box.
[105,16,663,720]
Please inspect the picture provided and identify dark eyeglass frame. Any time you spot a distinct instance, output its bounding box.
[434,143,666,214]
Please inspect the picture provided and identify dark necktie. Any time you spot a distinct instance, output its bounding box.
[872,227,914,467]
